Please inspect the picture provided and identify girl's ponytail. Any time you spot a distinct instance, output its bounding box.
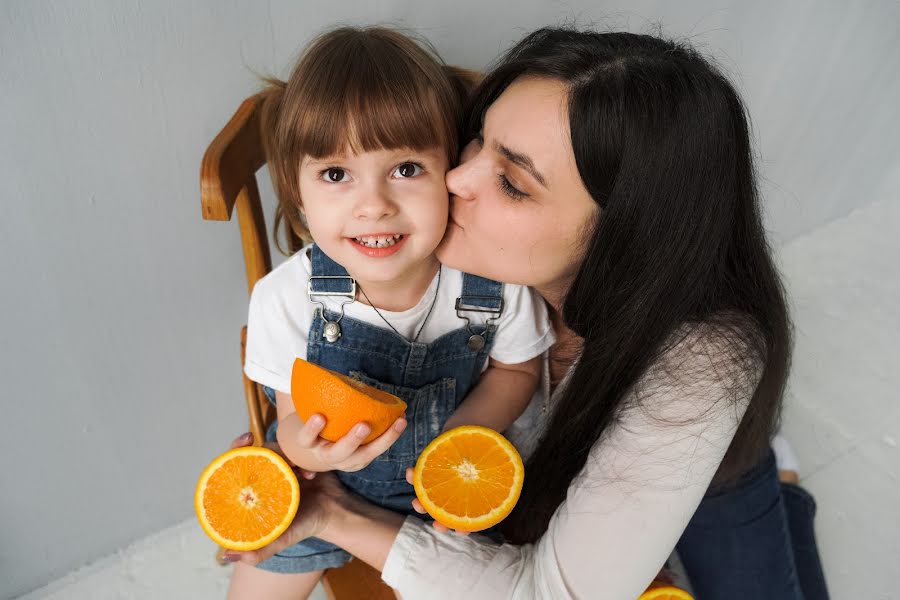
[257,77,311,256]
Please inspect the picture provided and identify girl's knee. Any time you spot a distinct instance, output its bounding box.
[227,562,324,600]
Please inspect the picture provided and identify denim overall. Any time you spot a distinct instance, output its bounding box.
[258,245,504,573]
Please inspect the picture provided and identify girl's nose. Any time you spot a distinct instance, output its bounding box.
[352,185,397,220]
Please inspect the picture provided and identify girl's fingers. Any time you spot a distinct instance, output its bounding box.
[321,422,371,463]
[296,414,327,448]
[405,467,414,484]
[261,441,293,465]
[354,418,407,464]
[411,498,426,513]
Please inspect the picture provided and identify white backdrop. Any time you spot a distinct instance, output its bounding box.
[2,1,898,596]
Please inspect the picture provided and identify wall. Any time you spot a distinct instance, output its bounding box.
[1,0,898,596]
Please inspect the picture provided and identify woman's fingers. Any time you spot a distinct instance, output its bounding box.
[406,467,471,536]
[296,414,327,448]
[432,521,450,533]
[429,521,471,536]
[222,472,344,566]
[229,432,254,449]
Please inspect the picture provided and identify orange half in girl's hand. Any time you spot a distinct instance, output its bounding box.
[194,446,300,551]
[413,425,524,532]
[291,358,407,444]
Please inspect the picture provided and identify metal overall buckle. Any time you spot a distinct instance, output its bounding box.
[308,276,357,343]
[455,296,505,351]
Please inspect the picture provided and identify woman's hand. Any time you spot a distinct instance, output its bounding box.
[289,412,408,473]
[222,431,350,565]
[405,467,472,537]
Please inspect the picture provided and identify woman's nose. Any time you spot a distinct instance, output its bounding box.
[445,149,479,201]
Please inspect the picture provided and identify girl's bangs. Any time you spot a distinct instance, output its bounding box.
[290,70,453,159]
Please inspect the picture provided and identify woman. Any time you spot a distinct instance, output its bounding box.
[226,28,828,599]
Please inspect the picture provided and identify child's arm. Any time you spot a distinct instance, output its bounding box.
[273,391,334,472]
[442,356,541,433]
[274,390,408,473]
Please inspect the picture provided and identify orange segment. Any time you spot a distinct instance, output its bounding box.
[194,447,300,551]
[291,358,407,444]
[638,584,694,599]
[412,425,524,532]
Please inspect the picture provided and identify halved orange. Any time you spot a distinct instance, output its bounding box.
[412,425,524,532]
[291,358,407,444]
[194,446,300,551]
[638,584,694,599]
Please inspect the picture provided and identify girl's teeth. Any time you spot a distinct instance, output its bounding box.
[355,234,402,248]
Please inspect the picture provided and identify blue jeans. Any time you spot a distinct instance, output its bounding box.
[677,451,829,599]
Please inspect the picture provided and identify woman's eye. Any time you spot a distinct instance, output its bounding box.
[498,174,528,200]
[393,162,423,178]
[321,168,349,183]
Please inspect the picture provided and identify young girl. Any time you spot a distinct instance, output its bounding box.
[230,27,555,599]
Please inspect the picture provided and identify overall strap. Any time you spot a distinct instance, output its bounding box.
[456,273,504,328]
[309,244,355,294]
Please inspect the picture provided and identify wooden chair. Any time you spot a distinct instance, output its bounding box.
[200,94,397,600]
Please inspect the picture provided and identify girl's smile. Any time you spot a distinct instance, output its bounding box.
[348,233,408,257]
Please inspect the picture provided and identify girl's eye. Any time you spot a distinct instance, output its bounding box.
[498,174,528,200]
[321,168,349,183]
[393,162,423,178]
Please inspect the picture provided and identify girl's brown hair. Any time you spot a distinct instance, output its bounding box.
[258,26,477,255]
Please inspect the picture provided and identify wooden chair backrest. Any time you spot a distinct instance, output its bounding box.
[200,94,396,600]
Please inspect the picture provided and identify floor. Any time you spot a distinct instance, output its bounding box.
[777,197,899,600]
[20,198,899,598]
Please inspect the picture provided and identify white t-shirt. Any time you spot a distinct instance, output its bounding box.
[244,245,555,401]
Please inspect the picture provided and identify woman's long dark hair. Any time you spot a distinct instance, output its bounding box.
[469,28,792,544]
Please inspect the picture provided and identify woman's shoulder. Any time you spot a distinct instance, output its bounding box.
[657,313,763,373]
[634,314,765,414]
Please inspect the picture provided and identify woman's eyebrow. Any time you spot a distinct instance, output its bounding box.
[493,141,548,188]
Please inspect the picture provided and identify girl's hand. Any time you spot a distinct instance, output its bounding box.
[405,467,472,537]
[293,413,408,473]
[228,431,318,481]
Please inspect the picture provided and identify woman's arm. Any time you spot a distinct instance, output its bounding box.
[378,329,759,599]
[231,328,759,599]
[320,495,407,572]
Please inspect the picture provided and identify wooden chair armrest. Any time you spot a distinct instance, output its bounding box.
[240,326,272,445]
